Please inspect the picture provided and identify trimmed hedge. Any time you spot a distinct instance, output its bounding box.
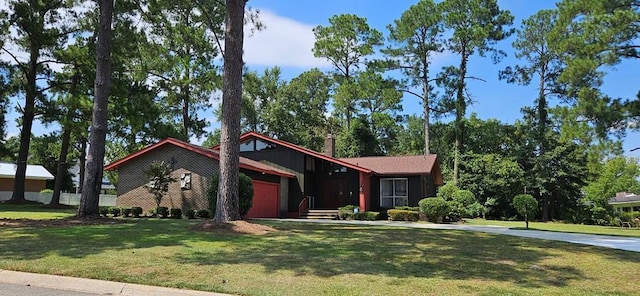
[170,208,182,219]
[157,206,169,218]
[131,207,143,218]
[122,208,132,217]
[196,209,210,219]
[387,209,420,221]
[108,207,121,217]
[99,206,109,217]
[354,211,379,221]
[419,197,450,223]
[338,205,359,220]
[185,210,196,219]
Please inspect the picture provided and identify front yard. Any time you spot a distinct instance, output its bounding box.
[1,205,639,295]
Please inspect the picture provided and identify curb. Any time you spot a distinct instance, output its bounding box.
[0,269,231,296]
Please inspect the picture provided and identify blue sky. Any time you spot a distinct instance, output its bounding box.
[3,0,638,158]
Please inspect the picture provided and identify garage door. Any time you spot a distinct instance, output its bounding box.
[245,180,279,218]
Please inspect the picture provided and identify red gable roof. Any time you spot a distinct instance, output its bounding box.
[225,132,374,174]
[340,155,443,184]
[104,138,295,178]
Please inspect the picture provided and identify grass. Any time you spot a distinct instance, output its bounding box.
[465,218,640,238]
[0,203,77,219]
[1,205,640,295]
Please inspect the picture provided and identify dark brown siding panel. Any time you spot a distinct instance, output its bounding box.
[408,176,422,207]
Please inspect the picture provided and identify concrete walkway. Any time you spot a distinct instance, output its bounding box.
[273,219,640,253]
[0,270,232,296]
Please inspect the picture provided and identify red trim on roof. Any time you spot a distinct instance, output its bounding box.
[236,132,373,174]
[103,138,294,178]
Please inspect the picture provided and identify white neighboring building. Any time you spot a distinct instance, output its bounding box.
[0,162,54,201]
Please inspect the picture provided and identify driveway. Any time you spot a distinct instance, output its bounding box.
[273,219,640,252]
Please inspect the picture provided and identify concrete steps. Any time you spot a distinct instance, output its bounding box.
[299,209,338,220]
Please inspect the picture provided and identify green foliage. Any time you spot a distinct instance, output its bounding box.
[156,207,169,218]
[387,209,420,221]
[419,197,450,223]
[170,208,182,219]
[99,207,109,217]
[448,190,482,221]
[185,210,196,219]
[395,206,420,211]
[144,161,177,212]
[437,183,459,201]
[513,194,538,229]
[121,208,132,217]
[196,209,210,219]
[336,117,383,157]
[207,172,254,218]
[131,207,143,218]
[618,211,640,223]
[354,211,379,221]
[338,205,359,220]
[108,207,121,217]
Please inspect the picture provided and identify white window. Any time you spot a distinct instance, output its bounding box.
[380,178,408,208]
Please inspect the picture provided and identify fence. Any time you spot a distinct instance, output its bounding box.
[0,191,116,207]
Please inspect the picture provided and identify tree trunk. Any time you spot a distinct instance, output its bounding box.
[50,127,71,206]
[423,64,430,155]
[10,44,40,202]
[453,46,469,184]
[214,0,245,222]
[78,137,87,193]
[77,0,114,217]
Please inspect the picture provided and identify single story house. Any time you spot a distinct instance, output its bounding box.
[103,138,294,218]
[0,162,54,201]
[106,132,443,218]
[610,192,640,213]
[213,132,443,217]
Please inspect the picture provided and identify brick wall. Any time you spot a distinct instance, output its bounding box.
[115,145,219,214]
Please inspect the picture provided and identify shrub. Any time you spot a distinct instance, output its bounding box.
[170,208,182,219]
[121,208,132,217]
[156,206,169,218]
[448,190,482,221]
[436,183,459,201]
[338,205,359,220]
[513,194,538,229]
[354,211,379,221]
[108,207,121,217]
[618,211,640,222]
[99,206,109,217]
[387,209,420,221]
[419,197,450,223]
[207,173,254,218]
[395,206,419,211]
[196,209,210,219]
[185,210,196,219]
[131,207,143,218]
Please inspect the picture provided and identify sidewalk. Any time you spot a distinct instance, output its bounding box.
[0,269,232,296]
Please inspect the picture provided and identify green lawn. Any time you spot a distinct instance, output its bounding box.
[465,218,640,237]
[1,205,640,295]
[0,203,77,219]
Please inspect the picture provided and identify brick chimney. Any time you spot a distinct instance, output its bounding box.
[324,134,335,157]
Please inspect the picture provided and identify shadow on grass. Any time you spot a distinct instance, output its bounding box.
[2,219,638,289]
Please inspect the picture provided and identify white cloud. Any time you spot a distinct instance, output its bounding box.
[244,9,331,69]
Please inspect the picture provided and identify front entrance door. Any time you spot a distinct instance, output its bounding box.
[322,179,347,209]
